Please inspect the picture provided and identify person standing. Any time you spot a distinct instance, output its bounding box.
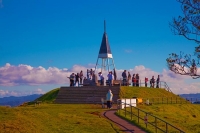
[107,71,113,86]
[87,69,90,79]
[156,75,160,88]
[90,69,93,79]
[150,76,155,88]
[122,70,127,86]
[127,72,131,86]
[98,72,104,85]
[80,70,83,84]
[136,74,140,87]
[132,74,136,86]
[106,89,113,109]
[75,73,80,87]
[69,73,75,87]
[113,68,117,80]
[145,77,148,87]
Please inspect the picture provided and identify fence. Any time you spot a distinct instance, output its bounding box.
[118,78,173,93]
[117,101,185,133]
[142,97,190,104]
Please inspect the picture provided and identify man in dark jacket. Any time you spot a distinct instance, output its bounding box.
[122,70,127,86]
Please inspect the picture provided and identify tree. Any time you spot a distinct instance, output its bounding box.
[166,0,200,79]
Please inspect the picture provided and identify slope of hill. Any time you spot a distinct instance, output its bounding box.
[118,86,200,133]
[34,88,59,103]
[0,94,42,107]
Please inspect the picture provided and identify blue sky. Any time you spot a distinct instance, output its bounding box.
[0,0,199,97]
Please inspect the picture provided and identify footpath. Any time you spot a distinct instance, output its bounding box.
[102,109,147,133]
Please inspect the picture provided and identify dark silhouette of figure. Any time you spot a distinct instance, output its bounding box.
[75,73,80,86]
[69,73,75,87]
[136,74,139,87]
[80,70,83,84]
[150,76,155,88]
[87,69,90,79]
[132,74,136,86]
[145,77,148,87]
[144,77,148,87]
[156,75,160,88]
[122,70,127,86]
[113,69,117,80]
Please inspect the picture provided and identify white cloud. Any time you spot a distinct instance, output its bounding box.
[0,63,199,94]
[0,88,45,98]
[0,0,3,8]
[124,49,132,53]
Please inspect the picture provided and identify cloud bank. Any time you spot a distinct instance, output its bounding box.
[0,63,200,94]
[0,88,45,98]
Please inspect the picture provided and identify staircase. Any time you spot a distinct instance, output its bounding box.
[55,86,120,104]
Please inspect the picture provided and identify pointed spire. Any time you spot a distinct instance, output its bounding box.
[98,20,112,58]
[104,20,106,33]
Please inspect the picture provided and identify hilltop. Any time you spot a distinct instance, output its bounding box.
[0,87,200,133]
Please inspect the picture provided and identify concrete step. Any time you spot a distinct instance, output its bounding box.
[55,86,120,104]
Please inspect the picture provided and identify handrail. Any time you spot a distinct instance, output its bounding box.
[117,101,185,133]
[119,78,173,93]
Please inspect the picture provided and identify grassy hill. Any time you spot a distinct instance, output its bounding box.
[118,86,200,133]
[1,86,200,133]
[34,88,60,103]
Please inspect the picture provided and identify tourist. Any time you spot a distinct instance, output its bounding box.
[87,69,90,79]
[132,74,136,86]
[128,71,131,86]
[98,72,104,85]
[145,77,148,87]
[75,73,80,87]
[150,76,155,88]
[80,70,83,84]
[69,73,75,87]
[90,69,93,79]
[107,71,113,86]
[156,75,160,88]
[106,89,113,109]
[113,68,117,80]
[122,70,127,86]
[136,74,139,87]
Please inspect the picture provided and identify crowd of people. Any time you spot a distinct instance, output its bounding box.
[121,70,160,88]
[69,69,160,88]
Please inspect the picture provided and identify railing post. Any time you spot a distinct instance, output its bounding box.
[138,109,139,123]
[166,123,168,133]
[131,105,132,120]
[125,99,126,118]
[155,117,157,133]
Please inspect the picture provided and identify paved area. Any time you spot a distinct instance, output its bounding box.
[102,109,147,133]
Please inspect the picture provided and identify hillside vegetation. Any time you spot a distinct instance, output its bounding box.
[118,87,200,133]
[34,88,60,103]
[1,87,200,133]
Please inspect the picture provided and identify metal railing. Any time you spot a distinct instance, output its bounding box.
[119,78,173,93]
[141,97,190,104]
[117,101,185,133]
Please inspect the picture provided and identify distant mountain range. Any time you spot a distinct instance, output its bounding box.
[0,94,42,107]
[179,93,200,103]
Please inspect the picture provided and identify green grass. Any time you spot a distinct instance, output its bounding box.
[0,104,123,133]
[118,87,200,133]
[35,88,60,103]
[1,86,200,133]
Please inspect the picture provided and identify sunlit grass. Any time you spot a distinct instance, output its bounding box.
[118,87,200,133]
[0,104,123,133]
